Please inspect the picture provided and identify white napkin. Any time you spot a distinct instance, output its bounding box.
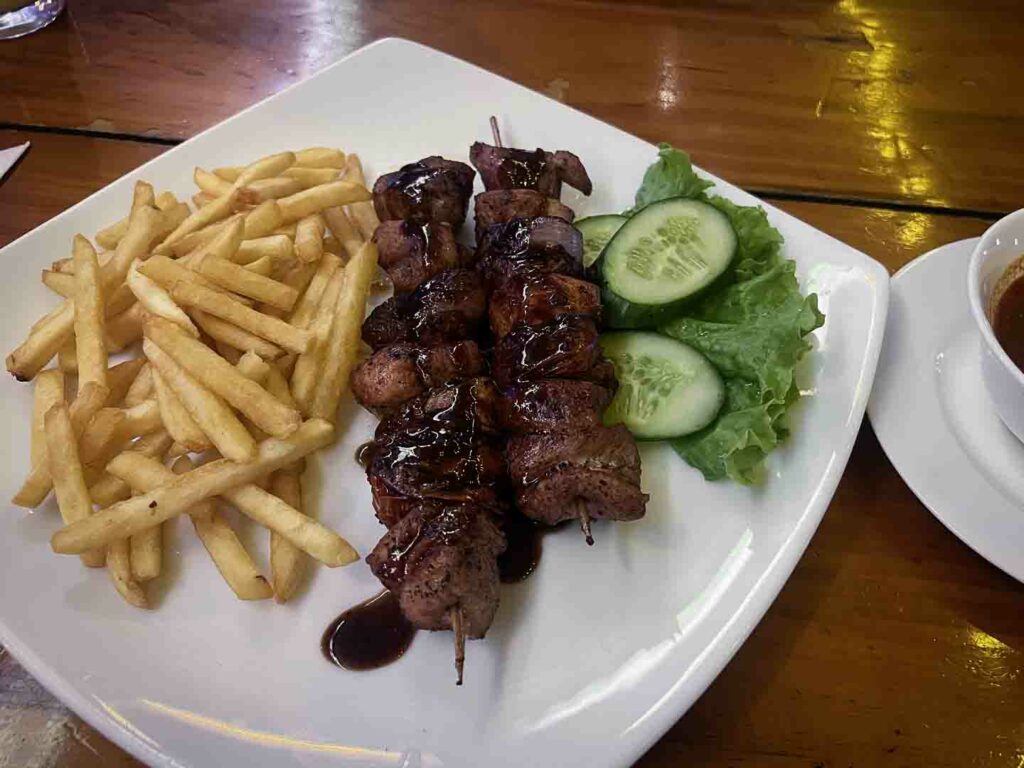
[0,141,30,182]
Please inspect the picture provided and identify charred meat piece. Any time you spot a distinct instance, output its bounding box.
[489,272,600,338]
[470,143,593,197]
[498,379,613,434]
[351,340,486,414]
[368,473,500,530]
[507,425,647,525]
[492,314,602,387]
[374,378,502,441]
[474,190,574,240]
[361,269,488,349]
[373,156,475,228]
[476,217,584,283]
[374,221,470,294]
[506,424,642,487]
[367,502,506,636]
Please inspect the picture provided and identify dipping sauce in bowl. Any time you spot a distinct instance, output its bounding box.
[990,256,1024,373]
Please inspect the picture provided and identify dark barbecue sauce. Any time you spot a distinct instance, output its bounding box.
[388,162,447,205]
[496,148,547,190]
[498,515,570,583]
[994,267,1024,373]
[354,441,375,468]
[322,591,417,671]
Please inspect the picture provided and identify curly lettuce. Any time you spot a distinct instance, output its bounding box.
[619,145,824,483]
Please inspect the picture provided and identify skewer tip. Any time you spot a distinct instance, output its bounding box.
[578,504,594,546]
[451,605,466,685]
[489,116,503,148]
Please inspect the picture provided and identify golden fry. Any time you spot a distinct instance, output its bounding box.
[276,181,371,223]
[270,467,306,602]
[30,369,64,470]
[107,538,148,608]
[234,151,296,188]
[340,154,380,240]
[291,266,346,412]
[105,358,147,406]
[152,367,212,453]
[156,190,240,255]
[194,167,233,197]
[288,252,342,330]
[191,310,283,360]
[294,214,325,264]
[144,338,256,461]
[310,241,377,420]
[42,269,75,298]
[130,523,162,582]
[294,147,345,169]
[127,259,198,336]
[123,362,154,406]
[145,317,302,436]
[238,177,304,205]
[234,235,293,266]
[53,419,334,554]
[104,302,146,353]
[321,206,363,259]
[283,166,340,188]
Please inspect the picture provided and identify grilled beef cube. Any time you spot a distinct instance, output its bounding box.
[367,502,505,636]
[361,268,488,349]
[374,220,470,294]
[470,142,593,197]
[373,156,475,227]
[498,380,613,434]
[362,297,409,349]
[506,425,647,524]
[369,473,501,529]
[374,378,502,441]
[476,217,584,284]
[474,190,574,240]
[489,272,600,338]
[351,340,486,414]
[492,314,601,386]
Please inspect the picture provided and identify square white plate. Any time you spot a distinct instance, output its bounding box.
[0,39,888,768]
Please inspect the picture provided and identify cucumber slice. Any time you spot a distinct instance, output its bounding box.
[601,197,736,312]
[576,214,626,268]
[600,331,724,439]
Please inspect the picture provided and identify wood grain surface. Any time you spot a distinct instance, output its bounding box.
[1,2,1023,766]
[1,0,1022,213]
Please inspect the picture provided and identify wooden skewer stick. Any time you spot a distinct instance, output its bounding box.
[577,501,595,546]
[489,115,503,148]
[451,604,466,686]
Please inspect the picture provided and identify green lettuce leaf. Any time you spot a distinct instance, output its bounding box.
[624,143,713,216]
[619,145,824,483]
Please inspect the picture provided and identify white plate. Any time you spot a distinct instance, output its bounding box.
[869,238,1024,583]
[0,39,889,768]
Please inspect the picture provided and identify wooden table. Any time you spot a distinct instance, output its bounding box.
[1,2,1022,766]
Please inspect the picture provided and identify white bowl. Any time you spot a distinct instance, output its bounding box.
[968,208,1024,442]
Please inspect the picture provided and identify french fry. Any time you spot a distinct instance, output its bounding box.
[78,408,128,467]
[72,235,108,392]
[244,255,276,278]
[322,206,364,259]
[167,281,311,355]
[291,266,346,411]
[101,205,164,292]
[213,166,242,182]
[130,522,162,582]
[105,358,147,406]
[276,181,371,223]
[152,368,212,453]
[235,351,271,386]
[52,419,335,554]
[128,260,198,336]
[104,302,146,352]
[242,200,284,240]
[57,337,77,374]
[270,466,306,602]
[124,363,154,407]
[109,448,353,568]
[7,301,74,381]
[154,191,180,211]
[310,241,377,420]
[234,151,296,188]
[121,399,163,437]
[294,147,345,169]
[145,317,301,436]
[168,456,273,600]
[96,218,129,251]
[106,282,139,318]
[158,202,190,239]
[13,380,109,508]
[30,370,64,470]
[194,167,233,197]
[132,180,156,212]
[191,310,283,360]
[238,177,304,204]
[289,252,342,330]
[214,340,241,364]
[271,222,298,238]
[294,214,325,263]
[195,256,298,310]
[264,364,298,410]
[167,217,231,258]
[192,192,216,209]
[282,166,340,188]
[137,254,224,295]
[341,154,380,240]
[44,403,105,567]
[42,269,75,298]
[187,216,245,267]
[234,235,293,266]
[107,538,148,608]
[156,189,240,255]
[144,338,256,461]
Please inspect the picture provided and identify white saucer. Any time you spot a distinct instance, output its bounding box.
[869,237,1024,583]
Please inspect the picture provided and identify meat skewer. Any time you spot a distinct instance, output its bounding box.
[475,117,647,545]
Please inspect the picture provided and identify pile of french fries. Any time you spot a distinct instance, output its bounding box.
[7,147,381,608]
